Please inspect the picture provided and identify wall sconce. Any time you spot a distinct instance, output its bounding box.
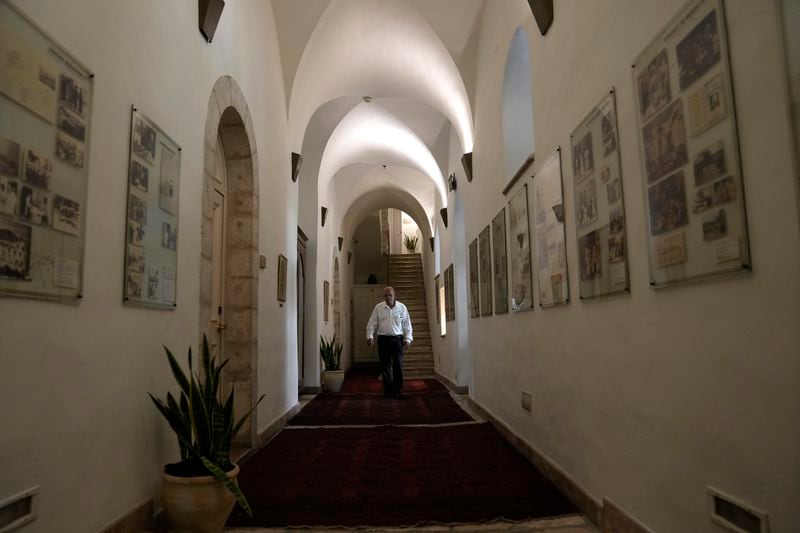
[447,173,457,192]
[321,206,328,227]
[461,152,473,182]
[291,152,302,182]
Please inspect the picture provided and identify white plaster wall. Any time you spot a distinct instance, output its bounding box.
[0,1,293,531]
[438,0,800,531]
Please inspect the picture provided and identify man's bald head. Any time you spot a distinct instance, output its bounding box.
[383,286,395,307]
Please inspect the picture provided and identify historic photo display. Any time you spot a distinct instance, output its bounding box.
[0,4,91,300]
[491,208,509,314]
[531,149,569,307]
[469,237,479,318]
[632,0,749,286]
[478,225,492,316]
[570,91,629,298]
[507,184,533,312]
[123,108,181,308]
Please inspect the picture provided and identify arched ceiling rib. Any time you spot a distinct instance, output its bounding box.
[341,188,433,245]
[319,102,447,207]
[288,0,474,154]
[332,164,436,227]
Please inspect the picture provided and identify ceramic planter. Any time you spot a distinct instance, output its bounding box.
[322,370,345,392]
[161,464,240,533]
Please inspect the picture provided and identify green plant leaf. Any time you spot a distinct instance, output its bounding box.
[198,456,253,517]
[190,378,211,456]
[164,346,190,397]
[231,393,265,440]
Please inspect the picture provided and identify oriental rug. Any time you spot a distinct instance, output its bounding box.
[226,423,578,528]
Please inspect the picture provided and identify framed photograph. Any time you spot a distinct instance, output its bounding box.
[469,238,479,318]
[632,0,749,287]
[0,137,21,177]
[0,4,91,302]
[491,208,509,314]
[445,264,455,321]
[570,91,630,299]
[507,184,533,312]
[323,280,330,322]
[277,253,287,302]
[123,107,181,309]
[479,225,492,316]
[23,149,52,189]
[531,149,569,307]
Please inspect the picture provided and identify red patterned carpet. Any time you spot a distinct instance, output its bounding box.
[226,424,578,528]
[288,392,474,426]
[226,372,578,528]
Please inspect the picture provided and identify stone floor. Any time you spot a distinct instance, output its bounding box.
[226,514,597,532]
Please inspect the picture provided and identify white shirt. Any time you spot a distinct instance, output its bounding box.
[366,301,413,344]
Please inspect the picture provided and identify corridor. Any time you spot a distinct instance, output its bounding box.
[1,1,798,532]
[226,368,593,532]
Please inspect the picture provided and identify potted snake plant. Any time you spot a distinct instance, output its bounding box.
[320,335,344,392]
[403,234,418,253]
[149,335,264,532]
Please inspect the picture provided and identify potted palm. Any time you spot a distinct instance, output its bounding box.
[149,336,264,532]
[320,335,344,392]
[403,234,418,253]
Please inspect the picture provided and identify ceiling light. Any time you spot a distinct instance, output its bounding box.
[363,96,373,103]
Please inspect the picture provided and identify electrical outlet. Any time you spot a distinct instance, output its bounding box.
[521,391,533,413]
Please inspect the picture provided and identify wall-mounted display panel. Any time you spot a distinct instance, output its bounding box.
[570,91,630,299]
[469,238,479,318]
[123,107,181,308]
[445,264,455,322]
[508,185,533,312]
[491,208,509,314]
[0,3,92,301]
[633,0,749,287]
[478,225,492,316]
[532,149,569,306]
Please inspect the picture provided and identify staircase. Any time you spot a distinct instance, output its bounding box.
[388,253,435,378]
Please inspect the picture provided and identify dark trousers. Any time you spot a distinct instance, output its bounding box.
[377,335,404,395]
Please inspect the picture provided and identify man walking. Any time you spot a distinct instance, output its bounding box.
[366,286,413,398]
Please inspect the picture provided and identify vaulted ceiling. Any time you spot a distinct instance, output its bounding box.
[270,0,497,228]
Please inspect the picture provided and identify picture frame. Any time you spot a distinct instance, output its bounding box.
[569,90,630,300]
[507,184,534,312]
[277,253,287,302]
[632,0,750,287]
[0,3,92,302]
[491,208,509,314]
[323,280,330,322]
[123,107,181,309]
[479,225,492,316]
[469,238,479,318]
[532,148,570,307]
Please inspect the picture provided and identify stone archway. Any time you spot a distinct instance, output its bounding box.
[199,76,259,447]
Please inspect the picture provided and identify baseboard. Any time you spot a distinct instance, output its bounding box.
[434,370,469,394]
[466,397,603,527]
[98,498,153,533]
[253,403,302,449]
[602,498,653,533]
[300,385,322,394]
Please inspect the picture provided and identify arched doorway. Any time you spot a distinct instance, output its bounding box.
[199,76,259,447]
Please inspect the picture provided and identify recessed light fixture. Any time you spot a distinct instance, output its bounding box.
[363,96,373,103]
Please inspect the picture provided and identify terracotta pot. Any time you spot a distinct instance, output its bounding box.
[161,464,240,533]
[322,370,345,392]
